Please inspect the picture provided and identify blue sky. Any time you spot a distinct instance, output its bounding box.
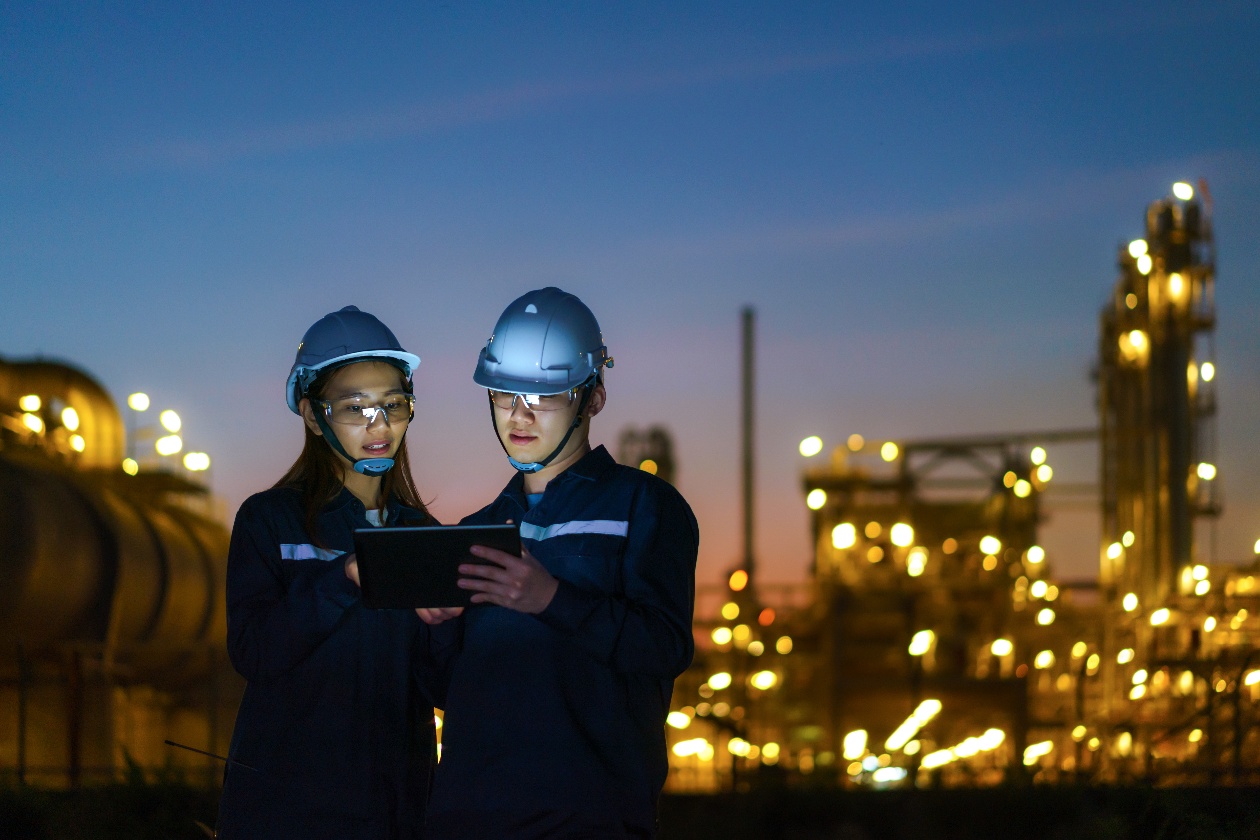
[3,1,1258,585]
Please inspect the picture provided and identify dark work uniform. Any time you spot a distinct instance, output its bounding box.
[426,446,699,839]
[217,485,448,840]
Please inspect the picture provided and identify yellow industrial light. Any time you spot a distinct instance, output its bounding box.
[159,410,182,433]
[184,452,211,471]
[842,730,868,761]
[127,392,150,411]
[666,711,691,729]
[638,459,658,475]
[990,638,1013,656]
[19,394,41,412]
[806,489,827,510]
[1172,181,1194,200]
[889,523,914,547]
[906,547,928,577]
[799,436,824,457]
[880,441,899,462]
[1127,239,1148,258]
[750,670,777,690]
[832,523,857,549]
[847,433,865,451]
[61,406,80,431]
[909,630,934,656]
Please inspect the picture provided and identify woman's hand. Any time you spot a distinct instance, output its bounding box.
[416,607,464,624]
[458,544,558,614]
[344,553,360,587]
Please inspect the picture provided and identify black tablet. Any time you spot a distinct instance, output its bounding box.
[353,524,521,609]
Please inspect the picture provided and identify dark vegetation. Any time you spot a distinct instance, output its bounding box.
[1,782,1258,839]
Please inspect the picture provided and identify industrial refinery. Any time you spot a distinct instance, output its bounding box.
[1,182,1255,799]
[663,181,1260,791]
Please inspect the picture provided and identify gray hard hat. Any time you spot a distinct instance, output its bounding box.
[286,306,420,414]
[473,287,612,395]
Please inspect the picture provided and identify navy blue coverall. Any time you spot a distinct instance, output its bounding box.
[426,445,699,839]
[217,485,448,839]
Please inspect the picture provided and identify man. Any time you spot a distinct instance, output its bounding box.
[424,287,699,839]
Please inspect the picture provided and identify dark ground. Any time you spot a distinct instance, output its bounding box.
[0,783,1257,839]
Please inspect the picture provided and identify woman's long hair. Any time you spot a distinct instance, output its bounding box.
[274,363,431,543]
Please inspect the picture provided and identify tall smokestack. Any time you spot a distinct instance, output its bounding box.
[741,307,755,580]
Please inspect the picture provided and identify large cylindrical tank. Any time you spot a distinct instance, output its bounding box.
[0,358,226,684]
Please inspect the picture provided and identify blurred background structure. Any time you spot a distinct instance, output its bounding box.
[664,182,1260,791]
[0,360,239,786]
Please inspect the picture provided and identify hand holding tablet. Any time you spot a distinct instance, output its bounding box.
[352,524,521,609]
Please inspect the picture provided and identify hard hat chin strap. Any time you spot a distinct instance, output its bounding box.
[313,411,396,476]
[490,383,594,474]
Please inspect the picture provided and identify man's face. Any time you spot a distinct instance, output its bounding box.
[493,382,605,469]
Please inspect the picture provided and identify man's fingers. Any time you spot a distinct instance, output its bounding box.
[469,544,518,564]
[459,562,513,582]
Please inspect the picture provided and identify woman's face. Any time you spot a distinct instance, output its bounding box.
[300,360,412,467]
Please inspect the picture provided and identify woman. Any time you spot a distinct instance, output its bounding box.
[217,306,447,839]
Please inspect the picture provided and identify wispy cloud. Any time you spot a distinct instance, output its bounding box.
[127,6,1254,170]
[628,148,1260,257]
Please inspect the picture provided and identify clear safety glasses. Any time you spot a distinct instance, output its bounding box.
[488,388,581,412]
[317,394,415,427]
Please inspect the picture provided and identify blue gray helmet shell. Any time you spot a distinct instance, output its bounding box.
[473,287,611,396]
[287,305,420,414]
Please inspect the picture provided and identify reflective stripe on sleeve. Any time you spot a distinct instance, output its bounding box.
[279,543,345,562]
[519,520,629,541]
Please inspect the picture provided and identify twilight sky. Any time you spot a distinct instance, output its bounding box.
[3,1,1258,587]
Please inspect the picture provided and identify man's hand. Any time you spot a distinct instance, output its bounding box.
[416,606,464,625]
[459,544,558,614]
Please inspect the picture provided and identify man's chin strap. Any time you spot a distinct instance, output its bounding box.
[491,384,594,474]
[314,412,395,476]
